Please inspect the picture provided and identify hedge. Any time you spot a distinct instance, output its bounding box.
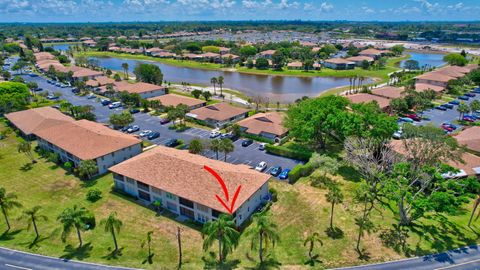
[242,132,274,144]
[289,162,314,183]
[265,144,312,161]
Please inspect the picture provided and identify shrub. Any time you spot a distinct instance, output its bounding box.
[86,188,102,202]
[63,161,73,172]
[242,133,274,144]
[265,144,312,161]
[269,188,278,202]
[289,163,314,183]
[47,152,60,164]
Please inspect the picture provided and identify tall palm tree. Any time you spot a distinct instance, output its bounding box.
[457,102,470,121]
[17,141,35,163]
[326,184,343,229]
[209,139,222,160]
[217,76,224,98]
[121,62,129,79]
[0,187,22,231]
[100,212,123,252]
[57,205,91,247]
[303,232,323,262]
[202,214,239,263]
[210,77,218,96]
[244,211,280,263]
[348,76,353,95]
[220,139,234,162]
[20,206,47,240]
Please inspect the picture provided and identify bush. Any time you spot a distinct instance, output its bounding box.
[289,163,314,183]
[47,152,60,164]
[86,188,102,202]
[63,161,73,172]
[242,132,274,144]
[269,188,278,202]
[265,144,312,161]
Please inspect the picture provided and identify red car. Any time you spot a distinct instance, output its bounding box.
[463,117,475,123]
[406,114,421,121]
[159,118,170,125]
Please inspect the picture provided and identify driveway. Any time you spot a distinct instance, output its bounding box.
[6,58,302,177]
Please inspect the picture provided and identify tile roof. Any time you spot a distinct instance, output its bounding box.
[346,56,375,62]
[415,83,445,93]
[116,82,165,94]
[109,146,270,213]
[34,52,55,61]
[72,68,103,78]
[34,120,141,160]
[346,93,390,109]
[371,86,405,99]
[260,50,276,55]
[188,102,249,122]
[415,72,456,83]
[86,76,115,87]
[5,107,74,136]
[359,48,383,56]
[454,126,480,153]
[325,58,355,64]
[148,94,205,108]
[287,61,303,67]
[237,112,288,137]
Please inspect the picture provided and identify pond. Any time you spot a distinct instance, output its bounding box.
[401,52,446,69]
[89,56,373,102]
[47,43,77,52]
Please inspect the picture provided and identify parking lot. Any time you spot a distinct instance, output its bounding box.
[6,58,303,177]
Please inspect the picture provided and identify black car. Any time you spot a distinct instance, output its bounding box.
[159,118,170,125]
[442,103,454,109]
[121,125,132,132]
[147,132,160,140]
[270,166,283,177]
[101,99,111,106]
[165,139,180,147]
[241,139,254,147]
[129,108,140,114]
[435,106,447,111]
[465,93,476,97]
[71,88,80,94]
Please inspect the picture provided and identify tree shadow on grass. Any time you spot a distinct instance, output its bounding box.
[21,228,61,249]
[356,248,371,261]
[0,229,23,241]
[337,165,361,183]
[244,257,282,270]
[141,253,155,265]
[202,251,240,270]
[20,163,33,172]
[304,254,322,267]
[102,247,124,260]
[325,226,344,239]
[60,242,93,261]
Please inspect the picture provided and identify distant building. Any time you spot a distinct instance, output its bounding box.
[287,61,303,70]
[148,94,206,110]
[237,112,288,142]
[346,93,390,111]
[187,102,249,128]
[115,82,166,99]
[371,86,405,100]
[346,56,375,67]
[323,58,355,70]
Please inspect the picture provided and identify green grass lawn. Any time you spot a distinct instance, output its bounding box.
[0,120,478,269]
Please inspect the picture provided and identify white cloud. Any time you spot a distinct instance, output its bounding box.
[319,2,333,12]
[361,6,374,14]
[278,0,299,9]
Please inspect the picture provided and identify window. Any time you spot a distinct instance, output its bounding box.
[166,192,177,200]
[179,197,194,208]
[151,187,162,195]
[138,190,150,201]
[113,173,124,181]
[111,152,115,157]
[126,178,135,185]
[137,181,149,192]
[197,214,208,223]
[167,201,177,212]
[212,209,221,218]
[180,207,195,219]
[196,204,209,213]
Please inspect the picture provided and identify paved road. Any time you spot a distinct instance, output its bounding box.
[336,245,480,270]
[0,247,137,270]
[5,57,302,178]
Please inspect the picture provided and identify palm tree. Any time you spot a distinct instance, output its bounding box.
[17,141,35,163]
[470,100,480,113]
[202,214,239,263]
[121,62,129,79]
[0,187,22,231]
[303,232,323,262]
[244,211,280,263]
[348,76,353,95]
[217,76,224,98]
[100,212,123,253]
[326,184,343,229]
[209,139,222,160]
[20,206,47,240]
[210,77,218,96]
[57,205,91,247]
[457,102,470,121]
[78,160,98,180]
[220,139,234,162]
[468,195,480,227]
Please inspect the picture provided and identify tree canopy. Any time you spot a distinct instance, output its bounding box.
[133,64,163,85]
[0,82,30,114]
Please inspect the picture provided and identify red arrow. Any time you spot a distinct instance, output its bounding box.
[204,165,242,214]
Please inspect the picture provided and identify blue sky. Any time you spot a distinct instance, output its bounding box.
[1,0,479,22]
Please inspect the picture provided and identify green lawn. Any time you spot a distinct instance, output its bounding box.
[0,120,478,269]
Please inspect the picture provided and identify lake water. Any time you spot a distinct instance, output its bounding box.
[89,56,372,102]
[48,43,77,51]
[401,52,446,69]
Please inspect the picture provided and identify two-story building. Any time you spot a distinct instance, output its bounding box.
[148,93,206,111]
[187,102,249,128]
[237,112,288,142]
[109,146,270,226]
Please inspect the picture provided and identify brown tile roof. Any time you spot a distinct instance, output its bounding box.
[415,72,456,83]
[346,56,375,62]
[116,82,165,94]
[222,53,239,59]
[237,112,288,137]
[346,93,390,109]
[148,94,205,108]
[109,146,270,213]
[72,68,103,78]
[260,50,276,55]
[188,102,249,122]
[325,58,355,64]
[454,126,480,153]
[5,107,74,136]
[34,52,55,61]
[371,86,405,99]
[435,66,468,78]
[86,76,115,87]
[359,48,383,56]
[200,52,220,58]
[415,83,445,93]
[34,120,141,160]
[287,61,303,67]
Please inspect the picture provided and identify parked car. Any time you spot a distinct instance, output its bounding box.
[209,130,221,138]
[159,118,170,125]
[270,166,282,177]
[101,99,111,106]
[71,88,80,94]
[279,168,291,180]
[34,87,43,92]
[108,101,122,109]
[458,96,470,101]
[220,132,233,139]
[464,114,478,120]
[392,130,403,139]
[165,139,180,147]
[449,100,460,105]
[465,93,476,97]
[441,104,454,109]
[87,93,96,99]
[463,116,475,122]
[147,132,160,140]
[473,88,480,94]
[139,130,152,137]
[399,117,414,123]
[406,114,421,122]
[46,93,58,100]
[51,105,60,110]
[255,161,267,172]
[127,125,139,133]
[258,143,266,151]
[435,106,447,111]
[121,125,132,132]
[241,139,253,147]
[129,108,140,114]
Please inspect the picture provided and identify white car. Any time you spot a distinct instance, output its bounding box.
[258,143,266,151]
[127,125,140,133]
[255,161,267,172]
[139,130,152,137]
[209,130,221,138]
[87,93,96,99]
[108,101,122,109]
